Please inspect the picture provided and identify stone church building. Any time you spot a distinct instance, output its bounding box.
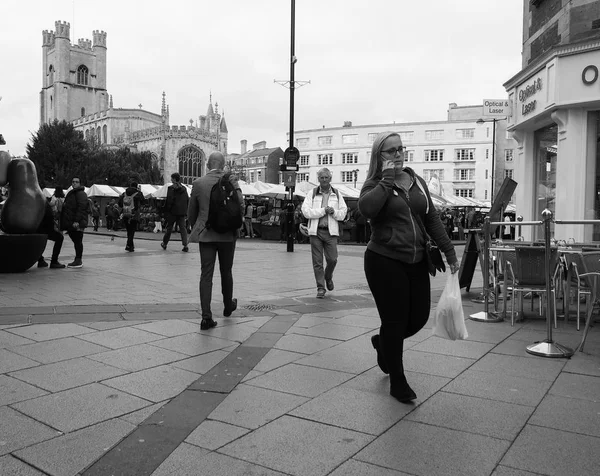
[40,20,228,184]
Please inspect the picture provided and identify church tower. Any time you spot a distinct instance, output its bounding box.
[40,20,108,125]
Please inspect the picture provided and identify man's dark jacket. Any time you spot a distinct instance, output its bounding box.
[165,183,189,217]
[60,186,88,230]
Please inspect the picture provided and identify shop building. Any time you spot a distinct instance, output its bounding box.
[504,0,600,242]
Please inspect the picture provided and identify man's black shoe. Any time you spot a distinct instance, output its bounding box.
[161,242,167,250]
[223,298,237,317]
[200,318,217,330]
[326,279,334,291]
[38,258,49,268]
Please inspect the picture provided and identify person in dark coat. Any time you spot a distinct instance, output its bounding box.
[60,177,88,268]
[37,201,66,269]
[118,181,144,252]
[161,172,190,252]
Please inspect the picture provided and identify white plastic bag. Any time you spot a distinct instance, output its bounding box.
[432,272,468,340]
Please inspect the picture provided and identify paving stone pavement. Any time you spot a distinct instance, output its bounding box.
[0,233,599,475]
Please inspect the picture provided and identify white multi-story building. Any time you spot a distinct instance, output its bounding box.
[292,104,516,202]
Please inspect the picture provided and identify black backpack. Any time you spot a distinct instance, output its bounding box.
[207,173,243,233]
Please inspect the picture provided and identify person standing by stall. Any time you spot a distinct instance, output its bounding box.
[119,181,144,252]
[161,172,189,252]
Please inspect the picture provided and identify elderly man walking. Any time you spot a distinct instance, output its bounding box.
[188,152,244,330]
[302,167,348,298]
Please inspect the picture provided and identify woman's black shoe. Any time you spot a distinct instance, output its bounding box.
[371,335,389,374]
[390,380,417,403]
[200,318,217,330]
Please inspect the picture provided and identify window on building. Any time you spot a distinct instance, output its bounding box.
[455,148,475,161]
[486,149,490,159]
[298,173,309,182]
[102,125,107,144]
[85,129,89,140]
[455,189,474,198]
[368,133,378,143]
[342,152,358,164]
[505,169,514,179]
[257,170,262,179]
[341,171,358,183]
[300,154,309,166]
[485,190,488,199]
[423,169,444,182]
[81,107,85,117]
[505,149,514,162]
[425,149,444,161]
[77,65,89,85]
[318,153,333,165]
[48,65,54,84]
[454,169,475,181]
[485,170,488,179]
[486,127,490,138]
[399,131,414,142]
[249,172,255,182]
[405,150,414,162]
[318,136,332,146]
[178,146,203,184]
[342,134,358,144]
[455,128,475,139]
[296,137,309,147]
[425,130,444,140]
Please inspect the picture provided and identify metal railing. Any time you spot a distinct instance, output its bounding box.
[471,210,600,358]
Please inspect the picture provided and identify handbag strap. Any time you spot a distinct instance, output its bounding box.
[395,185,429,242]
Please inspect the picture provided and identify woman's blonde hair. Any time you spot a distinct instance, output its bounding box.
[365,131,401,182]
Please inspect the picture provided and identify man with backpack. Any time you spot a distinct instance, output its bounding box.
[301,167,348,298]
[187,151,244,330]
[161,172,190,252]
[118,181,144,252]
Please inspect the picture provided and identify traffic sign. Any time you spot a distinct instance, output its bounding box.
[284,146,300,165]
[282,171,297,188]
[483,99,511,117]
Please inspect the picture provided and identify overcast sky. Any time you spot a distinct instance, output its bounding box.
[1,0,523,156]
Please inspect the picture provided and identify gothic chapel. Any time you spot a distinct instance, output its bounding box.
[40,20,228,184]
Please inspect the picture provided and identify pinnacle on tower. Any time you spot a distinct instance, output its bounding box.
[161,91,166,116]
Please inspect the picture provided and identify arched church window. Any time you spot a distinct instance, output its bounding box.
[48,65,54,84]
[77,65,89,86]
[96,127,101,140]
[85,129,89,140]
[81,107,86,117]
[50,95,53,109]
[103,125,107,144]
[177,145,203,185]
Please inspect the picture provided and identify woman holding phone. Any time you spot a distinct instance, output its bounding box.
[358,131,460,403]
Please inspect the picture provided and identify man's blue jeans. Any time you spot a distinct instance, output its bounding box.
[309,228,338,290]
[199,241,236,319]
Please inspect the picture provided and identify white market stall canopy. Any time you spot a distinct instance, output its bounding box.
[42,188,54,198]
[87,184,120,197]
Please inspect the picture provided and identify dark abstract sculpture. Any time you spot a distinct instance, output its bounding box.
[0,153,48,272]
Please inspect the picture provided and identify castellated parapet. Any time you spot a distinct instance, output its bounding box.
[93,30,107,48]
[54,21,70,39]
[77,38,92,50]
[42,30,55,47]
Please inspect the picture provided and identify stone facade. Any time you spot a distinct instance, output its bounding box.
[40,21,228,184]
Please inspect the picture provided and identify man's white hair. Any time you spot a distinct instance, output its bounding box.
[317,168,332,178]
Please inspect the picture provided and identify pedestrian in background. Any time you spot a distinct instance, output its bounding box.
[90,199,100,231]
[161,172,189,252]
[188,152,244,330]
[60,177,88,268]
[105,199,116,230]
[37,200,66,269]
[358,131,459,403]
[244,202,254,238]
[301,167,347,298]
[119,181,144,252]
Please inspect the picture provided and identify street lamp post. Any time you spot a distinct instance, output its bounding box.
[352,169,359,188]
[476,117,497,202]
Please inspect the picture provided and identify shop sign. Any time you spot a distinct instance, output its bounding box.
[483,99,510,116]
[518,77,542,116]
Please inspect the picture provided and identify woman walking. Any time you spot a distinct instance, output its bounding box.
[358,131,459,403]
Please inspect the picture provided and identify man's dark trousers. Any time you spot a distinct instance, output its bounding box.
[199,241,236,319]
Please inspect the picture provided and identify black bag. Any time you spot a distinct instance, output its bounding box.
[397,186,446,276]
[206,173,243,233]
